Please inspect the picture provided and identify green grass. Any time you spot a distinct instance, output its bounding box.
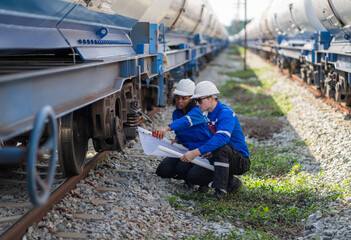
[165,51,350,239]
[185,227,278,240]
[227,46,241,56]
[174,144,347,239]
[221,67,271,79]
[219,79,285,120]
[209,63,232,68]
[167,196,184,210]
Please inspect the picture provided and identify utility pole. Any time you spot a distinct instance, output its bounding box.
[243,0,247,70]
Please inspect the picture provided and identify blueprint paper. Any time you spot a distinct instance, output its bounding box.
[137,127,213,171]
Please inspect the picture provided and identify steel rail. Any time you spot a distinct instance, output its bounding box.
[0,151,111,240]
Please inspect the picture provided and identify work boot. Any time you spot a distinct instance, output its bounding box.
[184,181,194,189]
[197,185,210,193]
[227,177,242,193]
[212,188,227,200]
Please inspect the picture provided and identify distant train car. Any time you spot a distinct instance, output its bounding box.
[0,0,228,205]
[235,0,351,105]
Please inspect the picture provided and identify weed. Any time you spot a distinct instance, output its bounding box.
[177,143,346,239]
[167,196,184,210]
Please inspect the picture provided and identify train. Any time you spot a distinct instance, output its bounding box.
[0,0,228,205]
[235,0,351,106]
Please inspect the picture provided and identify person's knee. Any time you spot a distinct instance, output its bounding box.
[156,162,175,178]
[212,145,231,159]
[175,162,191,176]
[187,168,212,186]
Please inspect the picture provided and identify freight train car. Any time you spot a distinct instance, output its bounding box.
[235,0,351,105]
[0,0,228,205]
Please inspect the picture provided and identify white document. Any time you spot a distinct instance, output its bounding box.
[137,127,214,171]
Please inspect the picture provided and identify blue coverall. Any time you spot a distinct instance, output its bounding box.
[187,101,250,191]
[155,106,212,180]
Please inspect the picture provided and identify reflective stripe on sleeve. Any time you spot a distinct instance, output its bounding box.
[216,130,231,137]
[214,162,229,168]
[186,115,193,126]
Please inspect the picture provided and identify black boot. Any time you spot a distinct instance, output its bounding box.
[197,185,210,193]
[212,188,227,200]
[227,177,242,193]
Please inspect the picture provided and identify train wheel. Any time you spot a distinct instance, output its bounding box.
[58,109,89,176]
[92,138,103,152]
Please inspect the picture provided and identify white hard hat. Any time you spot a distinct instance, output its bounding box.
[191,81,220,99]
[173,79,195,96]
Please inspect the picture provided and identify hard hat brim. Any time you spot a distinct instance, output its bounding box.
[173,89,192,96]
[190,93,208,99]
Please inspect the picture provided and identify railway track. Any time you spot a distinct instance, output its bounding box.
[280,69,351,116]
[0,108,160,240]
[0,151,109,240]
[257,55,351,117]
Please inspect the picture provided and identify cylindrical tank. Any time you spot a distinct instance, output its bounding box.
[259,4,275,39]
[332,0,351,26]
[274,0,301,35]
[266,1,286,35]
[246,17,261,40]
[108,0,153,20]
[291,0,325,33]
[140,0,227,39]
[311,0,351,38]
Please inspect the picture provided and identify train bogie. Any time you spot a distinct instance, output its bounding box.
[0,0,228,205]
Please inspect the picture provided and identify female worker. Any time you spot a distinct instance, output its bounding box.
[155,79,212,184]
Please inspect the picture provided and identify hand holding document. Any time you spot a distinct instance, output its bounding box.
[137,127,214,171]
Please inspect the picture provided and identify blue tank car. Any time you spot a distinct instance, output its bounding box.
[235,0,351,105]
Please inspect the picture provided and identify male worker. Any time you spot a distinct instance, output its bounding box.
[180,81,250,199]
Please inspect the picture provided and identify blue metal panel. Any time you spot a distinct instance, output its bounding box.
[149,24,158,54]
[328,53,337,62]
[130,22,158,55]
[0,0,138,52]
[120,60,137,78]
[0,60,131,141]
[138,58,145,72]
[151,53,163,74]
[318,31,332,50]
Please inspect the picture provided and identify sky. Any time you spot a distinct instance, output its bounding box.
[208,0,272,26]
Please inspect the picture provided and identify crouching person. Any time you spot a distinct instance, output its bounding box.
[180,81,250,199]
[155,79,211,183]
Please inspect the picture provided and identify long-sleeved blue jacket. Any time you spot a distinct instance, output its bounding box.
[169,106,212,150]
[198,101,250,158]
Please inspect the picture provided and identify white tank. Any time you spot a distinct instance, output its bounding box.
[140,0,227,39]
[274,0,302,35]
[291,0,325,32]
[332,0,351,26]
[87,0,153,20]
[65,0,227,39]
[259,4,275,39]
[267,1,287,35]
[311,0,351,37]
[246,17,261,40]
